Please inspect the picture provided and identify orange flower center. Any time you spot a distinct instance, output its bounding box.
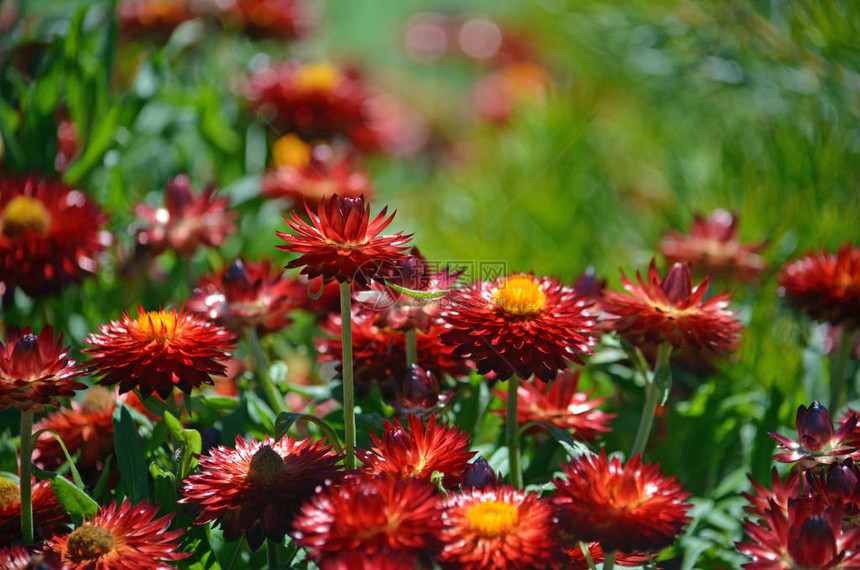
[1,196,50,237]
[295,64,341,93]
[81,387,115,414]
[272,134,312,169]
[135,310,178,340]
[493,277,546,316]
[0,478,20,509]
[66,523,115,562]
[465,500,518,537]
[247,445,285,484]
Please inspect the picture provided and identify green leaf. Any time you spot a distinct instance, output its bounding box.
[113,404,149,503]
[51,477,98,518]
[64,104,120,184]
[274,412,344,454]
[386,282,452,300]
[31,428,85,489]
[654,343,673,405]
[527,422,594,460]
[164,411,202,479]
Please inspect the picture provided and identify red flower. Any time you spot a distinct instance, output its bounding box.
[440,273,597,381]
[602,260,741,353]
[437,485,558,569]
[188,258,304,335]
[0,478,69,546]
[553,451,691,553]
[135,174,237,256]
[779,243,860,328]
[0,326,86,412]
[0,174,109,297]
[659,210,767,282]
[564,542,649,569]
[292,474,443,569]
[217,0,318,39]
[0,545,60,570]
[494,370,613,442]
[770,401,858,468]
[357,415,475,488]
[117,0,196,37]
[83,306,236,398]
[45,499,188,570]
[180,434,341,550]
[277,195,411,286]
[742,468,802,520]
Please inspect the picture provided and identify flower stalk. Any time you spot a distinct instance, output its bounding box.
[830,326,854,414]
[507,376,522,489]
[630,342,672,457]
[19,409,35,543]
[246,328,285,415]
[340,281,356,469]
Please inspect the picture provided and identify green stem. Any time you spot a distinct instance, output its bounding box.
[830,326,854,414]
[405,328,417,367]
[246,328,285,415]
[225,535,246,570]
[507,376,522,489]
[340,282,356,470]
[266,538,280,569]
[579,541,598,570]
[603,550,617,570]
[19,409,34,544]
[630,343,672,457]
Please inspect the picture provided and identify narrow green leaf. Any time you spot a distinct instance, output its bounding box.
[51,477,98,517]
[274,412,344,454]
[112,404,149,503]
[31,428,85,489]
[386,282,452,300]
[64,104,120,184]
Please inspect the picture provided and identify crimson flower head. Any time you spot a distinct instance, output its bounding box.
[742,468,802,520]
[117,0,196,37]
[553,451,691,553]
[0,545,61,570]
[357,415,475,488]
[440,273,597,381]
[188,258,304,335]
[217,0,318,40]
[0,173,109,297]
[292,474,444,569]
[45,499,188,570]
[277,194,412,287]
[0,478,68,546]
[565,543,649,569]
[180,434,342,550]
[602,260,741,353]
[0,326,86,412]
[659,210,767,282]
[135,174,237,256]
[83,306,236,398]
[779,243,860,329]
[770,401,858,468]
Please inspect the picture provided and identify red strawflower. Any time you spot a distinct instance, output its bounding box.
[117,0,196,37]
[0,326,86,412]
[0,478,69,546]
[45,499,188,570]
[188,258,304,335]
[83,306,236,398]
[494,370,613,442]
[602,260,741,353]
[553,451,691,553]
[564,542,649,569]
[392,365,454,417]
[217,0,318,39]
[770,402,858,469]
[180,434,341,550]
[0,173,109,297]
[277,194,411,286]
[440,273,597,381]
[357,415,475,488]
[135,174,237,256]
[659,210,767,282]
[0,545,61,570]
[779,243,860,328]
[437,485,557,569]
[743,468,802,520]
[292,474,444,569]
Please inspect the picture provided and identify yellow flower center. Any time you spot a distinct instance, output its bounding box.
[67,524,115,562]
[0,478,20,510]
[135,310,178,340]
[295,63,341,93]
[493,276,546,316]
[465,500,518,537]
[81,387,115,414]
[247,445,285,484]
[272,134,312,169]
[1,196,50,237]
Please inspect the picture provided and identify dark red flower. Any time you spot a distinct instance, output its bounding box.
[440,273,597,381]
[217,0,318,39]
[0,174,109,297]
[45,499,188,570]
[357,415,475,488]
[0,545,61,570]
[83,306,236,398]
[602,260,741,353]
[564,542,649,569]
[392,365,454,417]
[770,402,858,468]
[0,478,69,546]
[117,0,196,37]
[180,434,341,550]
[742,468,802,520]
[0,326,86,412]
[276,195,411,287]
[553,451,691,552]
[779,243,860,328]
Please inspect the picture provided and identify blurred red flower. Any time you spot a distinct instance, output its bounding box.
[0,478,68,546]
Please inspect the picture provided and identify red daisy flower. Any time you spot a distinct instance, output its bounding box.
[437,485,557,569]
[494,369,613,442]
[0,545,61,570]
[83,306,236,398]
[742,468,802,520]
[292,474,443,569]
[217,0,318,40]
[392,365,455,417]
[188,258,304,335]
[117,0,196,37]
[135,174,237,257]
[552,451,691,553]
[440,273,597,381]
[659,210,767,282]
[0,326,86,412]
[0,478,69,546]
[779,243,860,328]
[357,415,475,488]
[45,499,188,570]
[564,542,649,569]
[770,401,858,469]
[0,173,109,297]
[602,260,741,353]
[276,194,412,286]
